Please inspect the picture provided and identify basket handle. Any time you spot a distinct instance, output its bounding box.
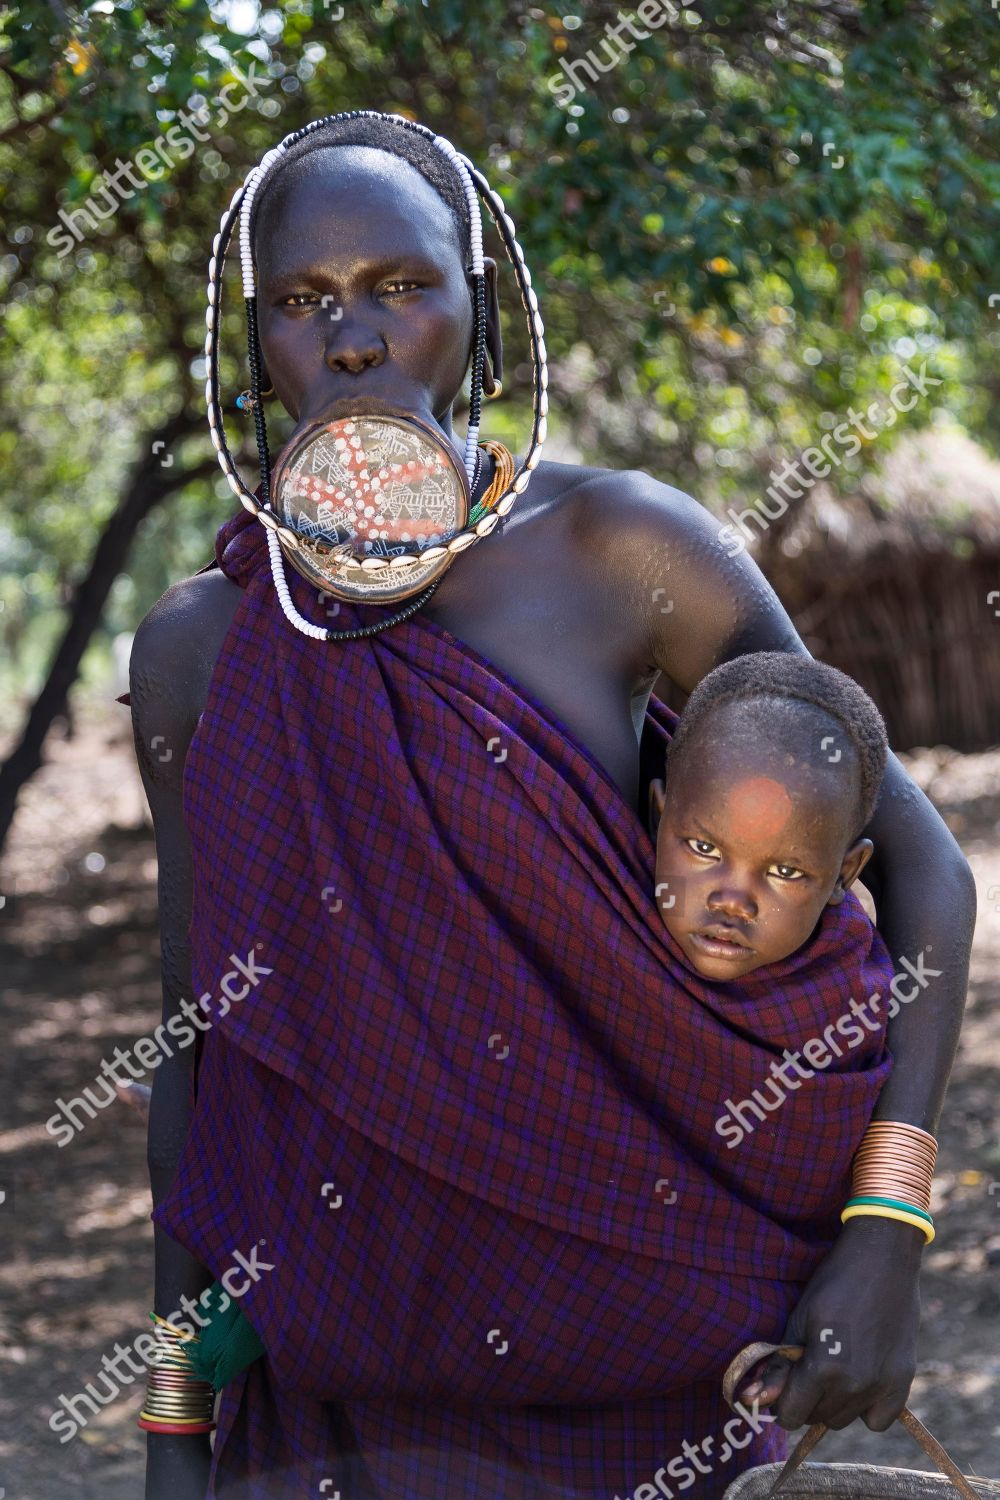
[721,1342,981,1500]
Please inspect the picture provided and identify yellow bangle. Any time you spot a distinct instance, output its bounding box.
[841,1203,935,1244]
[150,1311,200,1343]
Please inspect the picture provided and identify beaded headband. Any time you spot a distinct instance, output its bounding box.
[203,110,549,636]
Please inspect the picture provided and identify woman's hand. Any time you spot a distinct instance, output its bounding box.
[739,1214,923,1431]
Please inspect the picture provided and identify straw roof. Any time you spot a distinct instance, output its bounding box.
[734,426,1000,752]
[768,424,1000,585]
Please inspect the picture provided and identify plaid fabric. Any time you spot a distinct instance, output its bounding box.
[152,506,895,1499]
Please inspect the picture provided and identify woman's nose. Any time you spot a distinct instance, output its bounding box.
[324,318,386,375]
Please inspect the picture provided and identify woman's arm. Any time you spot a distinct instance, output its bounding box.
[759,753,975,1432]
[129,601,216,1500]
[858,750,975,1135]
[611,472,975,1430]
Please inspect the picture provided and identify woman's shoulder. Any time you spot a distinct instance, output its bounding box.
[129,566,244,739]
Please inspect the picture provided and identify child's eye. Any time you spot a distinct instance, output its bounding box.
[380,281,422,295]
[770,863,805,880]
[685,838,719,859]
[280,294,319,307]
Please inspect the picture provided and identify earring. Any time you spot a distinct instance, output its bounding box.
[483,352,502,400]
[235,383,274,412]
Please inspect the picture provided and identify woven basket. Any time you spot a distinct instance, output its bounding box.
[720,1344,998,1500]
[722,1461,1000,1499]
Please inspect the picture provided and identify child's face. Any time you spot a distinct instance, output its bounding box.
[649,712,873,981]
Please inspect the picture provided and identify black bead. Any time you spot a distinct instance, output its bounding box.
[321,577,443,640]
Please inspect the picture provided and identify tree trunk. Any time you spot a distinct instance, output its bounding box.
[0,412,214,854]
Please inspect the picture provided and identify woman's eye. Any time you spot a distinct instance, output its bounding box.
[685,838,719,858]
[771,864,805,880]
[280,283,422,307]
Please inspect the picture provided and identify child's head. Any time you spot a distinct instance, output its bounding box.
[649,653,888,980]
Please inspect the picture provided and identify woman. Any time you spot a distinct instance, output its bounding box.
[122,111,975,1499]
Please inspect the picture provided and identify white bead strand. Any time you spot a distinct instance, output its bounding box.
[265,526,329,639]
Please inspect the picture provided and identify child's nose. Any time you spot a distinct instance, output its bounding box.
[707,885,757,921]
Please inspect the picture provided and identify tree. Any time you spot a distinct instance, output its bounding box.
[2,0,998,847]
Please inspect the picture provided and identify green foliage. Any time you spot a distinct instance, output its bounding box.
[1,0,999,702]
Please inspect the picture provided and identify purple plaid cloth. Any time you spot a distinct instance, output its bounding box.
[152,507,895,1499]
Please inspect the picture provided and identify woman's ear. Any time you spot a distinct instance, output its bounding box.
[480,257,503,394]
[827,837,874,905]
[647,776,667,841]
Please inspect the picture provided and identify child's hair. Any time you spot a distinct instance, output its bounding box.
[249,114,473,262]
[667,652,889,837]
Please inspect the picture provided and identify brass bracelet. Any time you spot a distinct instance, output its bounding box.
[850,1119,937,1216]
[138,1313,216,1434]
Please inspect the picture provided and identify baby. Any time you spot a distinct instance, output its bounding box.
[647,652,889,980]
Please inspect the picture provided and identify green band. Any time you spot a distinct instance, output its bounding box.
[845,1195,933,1225]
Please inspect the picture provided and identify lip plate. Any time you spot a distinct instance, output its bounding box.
[272,409,469,603]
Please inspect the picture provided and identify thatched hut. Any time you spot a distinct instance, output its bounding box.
[738,425,1000,753]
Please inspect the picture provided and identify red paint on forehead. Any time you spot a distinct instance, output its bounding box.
[724,775,796,842]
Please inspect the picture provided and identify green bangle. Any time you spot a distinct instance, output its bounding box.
[844,1195,934,1225]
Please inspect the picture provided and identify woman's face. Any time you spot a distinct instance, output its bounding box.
[252,145,479,441]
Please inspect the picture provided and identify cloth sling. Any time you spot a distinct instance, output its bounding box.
[150,505,896,1499]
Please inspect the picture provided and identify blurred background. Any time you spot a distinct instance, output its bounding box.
[0,0,998,1494]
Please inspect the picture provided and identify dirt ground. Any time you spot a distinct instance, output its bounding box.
[1,696,998,1498]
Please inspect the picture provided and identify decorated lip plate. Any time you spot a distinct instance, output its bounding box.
[272,412,470,604]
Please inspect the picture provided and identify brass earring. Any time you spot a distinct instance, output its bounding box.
[484,353,502,400]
